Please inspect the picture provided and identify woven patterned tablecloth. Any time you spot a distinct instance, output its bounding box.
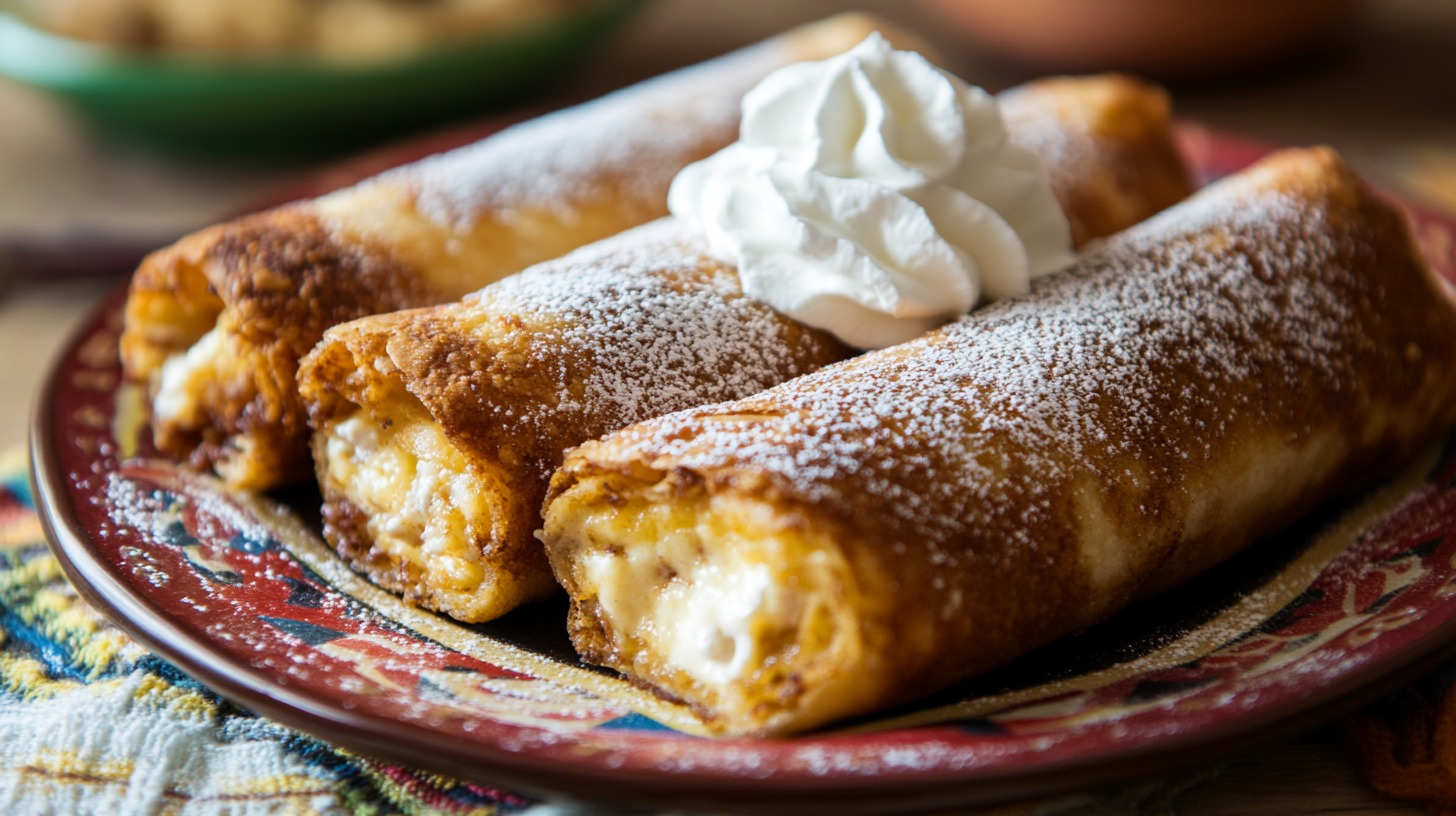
[0,448,541,816]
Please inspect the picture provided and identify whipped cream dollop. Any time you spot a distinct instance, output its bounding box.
[668,34,1074,349]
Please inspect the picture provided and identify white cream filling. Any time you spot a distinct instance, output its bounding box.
[581,525,793,687]
[152,323,230,425]
[325,412,488,591]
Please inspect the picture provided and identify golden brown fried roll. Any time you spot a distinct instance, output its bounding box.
[541,147,1456,736]
[297,73,1196,623]
[998,74,1193,247]
[299,220,853,621]
[118,13,901,490]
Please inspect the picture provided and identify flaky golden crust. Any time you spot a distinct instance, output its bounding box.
[543,148,1456,735]
[122,206,430,485]
[119,13,902,491]
[298,222,853,621]
[297,72,1197,624]
[302,305,566,620]
[1001,74,1194,247]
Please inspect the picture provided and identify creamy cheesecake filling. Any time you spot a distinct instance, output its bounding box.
[152,319,240,427]
[582,533,787,688]
[323,405,497,599]
[140,299,302,489]
[546,478,881,732]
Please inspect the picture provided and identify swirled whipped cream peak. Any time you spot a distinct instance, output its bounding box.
[668,33,1075,349]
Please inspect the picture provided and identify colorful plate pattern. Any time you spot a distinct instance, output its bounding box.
[29,129,1456,813]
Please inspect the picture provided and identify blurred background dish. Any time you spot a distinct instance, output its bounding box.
[0,0,649,157]
[913,0,1364,80]
[14,0,615,60]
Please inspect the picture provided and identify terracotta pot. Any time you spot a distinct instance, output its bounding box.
[915,0,1361,78]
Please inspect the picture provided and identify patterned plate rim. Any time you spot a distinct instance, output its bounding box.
[27,126,1456,814]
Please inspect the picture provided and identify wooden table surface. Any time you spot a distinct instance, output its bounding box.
[4,1,1454,812]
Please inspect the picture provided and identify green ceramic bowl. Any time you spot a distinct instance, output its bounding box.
[0,0,649,157]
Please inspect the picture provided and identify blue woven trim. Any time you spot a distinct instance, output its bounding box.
[1,465,33,512]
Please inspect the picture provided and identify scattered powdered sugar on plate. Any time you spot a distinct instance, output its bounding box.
[104,469,278,553]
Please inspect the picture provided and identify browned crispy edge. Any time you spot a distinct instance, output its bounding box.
[300,307,567,621]
[121,206,433,487]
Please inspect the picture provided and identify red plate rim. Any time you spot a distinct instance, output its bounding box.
[26,125,1456,814]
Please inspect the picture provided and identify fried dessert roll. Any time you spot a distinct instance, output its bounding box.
[541,147,1456,736]
[998,74,1193,248]
[118,13,899,490]
[297,72,1196,623]
[299,220,853,621]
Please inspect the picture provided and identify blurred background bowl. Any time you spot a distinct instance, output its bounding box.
[914,0,1363,80]
[0,0,649,158]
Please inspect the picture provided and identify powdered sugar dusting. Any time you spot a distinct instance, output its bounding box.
[597,155,1374,553]
[463,219,845,435]
[999,84,1103,202]
[106,471,281,554]
[365,39,804,230]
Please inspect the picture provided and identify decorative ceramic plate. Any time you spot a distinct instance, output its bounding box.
[29,129,1456,814]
